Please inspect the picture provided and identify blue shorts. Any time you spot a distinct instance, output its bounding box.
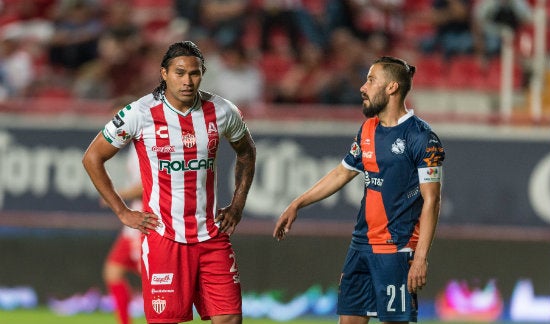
[337,247,418,322]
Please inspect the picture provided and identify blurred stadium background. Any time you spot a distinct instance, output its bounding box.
[0,0,549,323]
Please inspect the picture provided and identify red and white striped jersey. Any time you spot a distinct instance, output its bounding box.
[103,91,248,243]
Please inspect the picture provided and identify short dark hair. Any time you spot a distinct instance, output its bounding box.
[153,41,206,100]
[373,56,415,98]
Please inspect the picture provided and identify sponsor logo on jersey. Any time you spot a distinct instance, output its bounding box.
[152,296,166,314]
[208,122,218,134]
[182,132,196,148]
[152,145,175,153]
[112,115,125,127]
[391,138,406,154]
[151,289,175,294]
[207,137,219,155]
[364,171,383,188]
[363,151,374,159]
[151,273,174,285]
[156,126,168,139]
[158,158,215,174]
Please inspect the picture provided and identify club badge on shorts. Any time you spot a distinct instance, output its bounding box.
[152,296,166,314]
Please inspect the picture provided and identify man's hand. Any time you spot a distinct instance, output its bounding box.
[408,257,428,293]
[119,209,160,234]
[215,206,242,235]
[273,205,298,241]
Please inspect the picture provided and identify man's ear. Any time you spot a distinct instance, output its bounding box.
[386,81,399,95]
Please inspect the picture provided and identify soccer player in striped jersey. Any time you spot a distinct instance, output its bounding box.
[274,56,445,324]
[83,41,256,324]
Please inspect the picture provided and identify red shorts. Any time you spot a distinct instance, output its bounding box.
[141,231,241,323]
[106,227,142,273]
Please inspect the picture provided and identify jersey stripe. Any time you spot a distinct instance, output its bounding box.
[361,118,395,253]
[365,190,396,253]
[179,112,199,243]
[202,101,218,237]
[361,118,380,173]
[134,139,152,212]
[150,104,175,239]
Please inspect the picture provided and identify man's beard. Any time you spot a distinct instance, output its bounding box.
[362,93,388,118]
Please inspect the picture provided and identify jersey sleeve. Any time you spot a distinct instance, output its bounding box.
[342,127,364,172]
[414,130,445,183]
[223,100,248,143]
[102,102,141,149]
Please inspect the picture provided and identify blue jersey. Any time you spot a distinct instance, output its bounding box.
[343,111,445,253]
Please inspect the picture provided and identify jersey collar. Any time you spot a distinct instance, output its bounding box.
[161,93,201,117]
[397,109,414,125]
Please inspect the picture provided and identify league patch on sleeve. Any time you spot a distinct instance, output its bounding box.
[350,141,361,157]
[116,128,131,141]
[418,166,442,183]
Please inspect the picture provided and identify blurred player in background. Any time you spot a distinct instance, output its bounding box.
[83,41,256,324]
[274,56,445,324]
[102,96,143,324]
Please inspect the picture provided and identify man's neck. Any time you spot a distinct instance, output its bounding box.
[378,106,409,127]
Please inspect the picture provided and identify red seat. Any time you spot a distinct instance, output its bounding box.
[485,58,524,91]
[412,54,446,88]
[444,56,488,90]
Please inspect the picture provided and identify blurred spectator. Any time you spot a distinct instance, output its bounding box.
[343,0,406,54]
[0,32,35,99]
[294,0,351,50]
[0,0,56,27]
[48,0,103,71]
[472,0,532,59]
[102,0,140,41]
[201,42,264,111]
[0,0,55,42]
[275,41,331,103]
[173,0,201,30]
[72,28,146,99]
[256,0,302,55]
[175,0,248,48]
[257,30,297,102]
[320,28,370,105]
[419,0,474,59]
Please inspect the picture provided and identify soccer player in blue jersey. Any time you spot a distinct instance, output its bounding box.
[274,56,445,324]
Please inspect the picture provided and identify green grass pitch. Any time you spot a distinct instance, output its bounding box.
[0,308,510,324]
[1,308,338,324]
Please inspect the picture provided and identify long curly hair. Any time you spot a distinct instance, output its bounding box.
[152,41,207,100]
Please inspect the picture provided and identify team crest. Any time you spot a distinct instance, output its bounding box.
[182,132,196,148]
[152,296,166,314]
[391,138,406,154]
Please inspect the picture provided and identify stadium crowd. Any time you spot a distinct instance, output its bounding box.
[0,0,542,112]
